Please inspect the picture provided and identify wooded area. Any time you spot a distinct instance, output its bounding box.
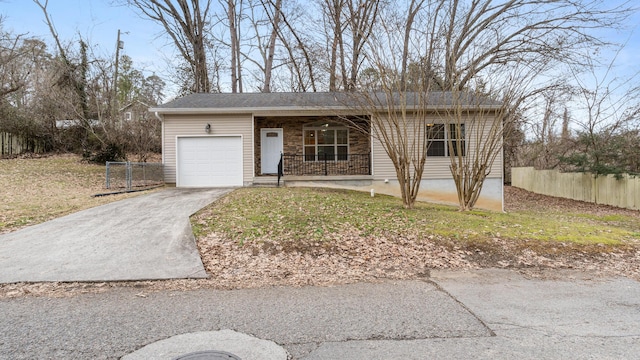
[1,0,638,210]
[0,1,166,162]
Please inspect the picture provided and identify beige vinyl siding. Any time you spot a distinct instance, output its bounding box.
[371,112,427,180]
[371,112,502,180]
[162,113,253,184]
[466,114,503,179]
[371,135,396,179]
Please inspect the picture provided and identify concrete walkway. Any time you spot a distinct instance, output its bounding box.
[1,270,639,359]
[0,188,232,283]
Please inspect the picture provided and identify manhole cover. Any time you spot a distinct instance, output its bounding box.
[173,350,242,360]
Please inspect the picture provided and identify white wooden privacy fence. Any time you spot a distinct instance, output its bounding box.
[512,167,640,211]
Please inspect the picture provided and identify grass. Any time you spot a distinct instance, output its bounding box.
[3,156,638,249]
[193,187,640,247]
[0,154,152,234]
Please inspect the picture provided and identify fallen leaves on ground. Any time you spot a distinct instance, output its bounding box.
[1,182,639,299]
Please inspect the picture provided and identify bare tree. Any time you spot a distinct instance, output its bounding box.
[262,0,318,91]
[513,39,640,178]
[343,0,382,90]
[398,0,427,90]
[218,0,284,93]
[0,25,31,99]
[318,0,382,91]
[555,50,640,176]
[441,73,533,210]
[225,0,243,93]
[516,87,573,170]
[436,0,630,92]
[426,0,630,210]
[340,4,441,209]
[258,0,282,92]
[0,23,51,146]
[125,0,212,93]
[353,92,434,209]
[173,0,321,91]
[234,0,284,92]
[346,0,632,210]
[570,56,640,141]
[33,0,93,126]
[320,0,346,91]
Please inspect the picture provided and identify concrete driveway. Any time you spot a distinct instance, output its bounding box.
[0,188,232,283]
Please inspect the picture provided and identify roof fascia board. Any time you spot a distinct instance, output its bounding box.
[149,104,500,115]
[149,106,352,114]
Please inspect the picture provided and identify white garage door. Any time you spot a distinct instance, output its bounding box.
[177,136,243,187]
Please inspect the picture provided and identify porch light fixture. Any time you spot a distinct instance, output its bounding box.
[205,123,211,133]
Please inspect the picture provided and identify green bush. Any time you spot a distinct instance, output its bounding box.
[85,143,126,164]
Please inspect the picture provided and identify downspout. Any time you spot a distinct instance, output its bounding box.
[501,111,505,213]
[369,113,374,178]
[501,137,505,213]
[155,111,165,165]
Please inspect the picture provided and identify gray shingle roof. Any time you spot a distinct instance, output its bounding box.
[153,92,344,109]
[151,91,500,113]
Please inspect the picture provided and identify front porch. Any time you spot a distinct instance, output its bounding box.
[254,115,371,177]
[281,153,371,176]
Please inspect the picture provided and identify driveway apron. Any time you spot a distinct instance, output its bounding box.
[0,188,232,283]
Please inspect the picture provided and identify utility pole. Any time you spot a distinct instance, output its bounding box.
[112,29,124,124]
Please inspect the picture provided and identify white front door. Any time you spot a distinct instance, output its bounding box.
[260,128,283,174]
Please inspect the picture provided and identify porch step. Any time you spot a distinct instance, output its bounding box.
[252,177,284,187]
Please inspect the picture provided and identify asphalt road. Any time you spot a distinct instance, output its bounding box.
[1,269,639,359]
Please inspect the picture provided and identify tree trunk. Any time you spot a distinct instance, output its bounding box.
[228,0,239,93]
[262,0,282,92]
[324,0,344,91]
[124,0,212,93]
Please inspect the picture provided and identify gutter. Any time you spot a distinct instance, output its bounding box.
[148,106,353,114]
[149,104,501,115]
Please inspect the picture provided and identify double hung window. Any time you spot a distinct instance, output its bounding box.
[426,123,465,156]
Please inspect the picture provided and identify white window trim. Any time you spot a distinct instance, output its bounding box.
[303,125,350,162]
[427,123,466,157]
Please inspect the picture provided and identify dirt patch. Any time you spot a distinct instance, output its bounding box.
[505,186,640,218]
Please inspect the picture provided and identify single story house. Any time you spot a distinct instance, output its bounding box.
[119,100,152,123]
[55,119,100,129]
[150,92,504,211]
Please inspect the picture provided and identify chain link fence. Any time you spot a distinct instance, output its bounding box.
[105,162,164,191]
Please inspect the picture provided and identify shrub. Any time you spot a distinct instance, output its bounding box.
[85,143,126,164]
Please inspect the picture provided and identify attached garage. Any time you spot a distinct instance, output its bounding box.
[151,93,504,211]
[176,136,243,187]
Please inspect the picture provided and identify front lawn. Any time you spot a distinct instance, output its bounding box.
[193,187,640,247]
[0,154,152,234]
[1,166,639,296]
[190,186,640,287]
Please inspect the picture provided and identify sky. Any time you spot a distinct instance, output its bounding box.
[1,0,173,93]
[2,0,640,108]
